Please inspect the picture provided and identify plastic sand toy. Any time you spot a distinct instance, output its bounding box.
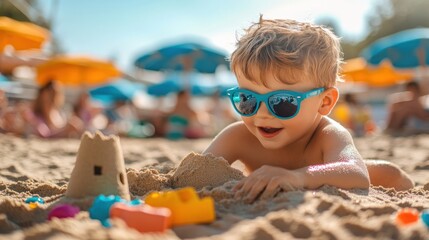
[25,196,44,209]
[89,195,125,227]
[48,204,80,220]
[421,209,429,228]
[395,208,420,225]
[89,194,141,227]
[145,187,215,226]
[110,202,171,233]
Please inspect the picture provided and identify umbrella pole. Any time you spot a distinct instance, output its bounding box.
[181,55,194,90]
[417,47,429,93]
[421,67,429,94]
[0,44,7,74]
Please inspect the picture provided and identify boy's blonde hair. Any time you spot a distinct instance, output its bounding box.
[230,16,342,88]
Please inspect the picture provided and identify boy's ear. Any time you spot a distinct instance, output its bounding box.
[318,87,339,116]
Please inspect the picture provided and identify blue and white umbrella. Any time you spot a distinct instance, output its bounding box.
[362,28,429,68]
[135,41,229,74]
[89,79,145,105]
[146,72,236,97]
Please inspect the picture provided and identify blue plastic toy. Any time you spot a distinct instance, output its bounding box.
[129,198,142,205]
[89,195,124,227]
[25,196,45,209]
[25,196,45,204]
[89,195,141,227]
[422,209,429,228]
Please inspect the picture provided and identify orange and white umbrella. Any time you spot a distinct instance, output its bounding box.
[0,17,50,51]
[341,57,414,87]
[36,55,122,87]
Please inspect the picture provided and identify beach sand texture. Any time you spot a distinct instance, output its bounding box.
[0,133,428,239]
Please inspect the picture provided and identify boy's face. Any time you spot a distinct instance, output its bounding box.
[235,70,325,150]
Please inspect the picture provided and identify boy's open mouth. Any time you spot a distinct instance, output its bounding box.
[258,127,282,134]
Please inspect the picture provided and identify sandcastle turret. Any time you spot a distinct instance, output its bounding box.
[66,131,130,200]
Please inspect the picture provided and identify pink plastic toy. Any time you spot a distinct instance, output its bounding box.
[144,187,215,226]
[48,204,80,220]
[110,202,171,232]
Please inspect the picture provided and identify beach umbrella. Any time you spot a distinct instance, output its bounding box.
[146,79,181,97]
[361,28,429,68]
[341,57,414,87]
[0,16,50,51]
[36,55,122,87]
[89,79,144,105]
[134,41,229,74]
[146,72,235,97]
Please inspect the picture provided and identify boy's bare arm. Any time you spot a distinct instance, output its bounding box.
[298,126,370,189]
[414,100,429,120]
[233,127,369,203]
[203,122,244,165]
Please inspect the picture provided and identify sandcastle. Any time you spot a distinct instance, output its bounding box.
[65,131,130,200]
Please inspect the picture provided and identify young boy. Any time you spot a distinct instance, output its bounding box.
[203,17,414,203]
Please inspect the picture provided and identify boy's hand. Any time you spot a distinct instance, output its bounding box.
[233,165,304,203]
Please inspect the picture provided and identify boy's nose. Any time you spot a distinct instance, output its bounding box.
[256,102,274,119]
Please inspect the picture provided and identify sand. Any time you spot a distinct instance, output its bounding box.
[0,133,428,239]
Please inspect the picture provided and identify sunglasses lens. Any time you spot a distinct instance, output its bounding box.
[232,91,257,115]
[269,94,298,118]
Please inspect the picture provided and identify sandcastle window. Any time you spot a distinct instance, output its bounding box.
[94,166,102,175]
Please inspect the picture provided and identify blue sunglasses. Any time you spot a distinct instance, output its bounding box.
[227,87,325,119]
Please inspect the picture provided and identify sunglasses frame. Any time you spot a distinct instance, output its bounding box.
[227,87,325,120]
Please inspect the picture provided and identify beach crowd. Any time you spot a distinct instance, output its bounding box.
[0,79,238,139]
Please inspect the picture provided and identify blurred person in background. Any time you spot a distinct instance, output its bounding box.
[73,91,108,132]
[0,89,32,136]
[0,89,16,134]
[0,89,6,115]
[207,90,238,136]
[164,89,210,139]
[385,80,429,133]
[332,92,376,137]
[104,99,155,138]
[28,80,84,138]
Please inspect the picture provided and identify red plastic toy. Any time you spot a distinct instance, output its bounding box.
[395,208,420,225]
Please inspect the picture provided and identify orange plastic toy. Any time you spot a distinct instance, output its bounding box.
[110,203,171,233]
[144,187,215,226]
[395,208,420,225]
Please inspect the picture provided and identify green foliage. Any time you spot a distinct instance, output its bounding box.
[0,1,32,22]
[342,0,429,59]
[0,0,49,27]
[0,0,64,54]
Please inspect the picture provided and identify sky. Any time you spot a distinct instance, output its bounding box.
[37,0,377,72]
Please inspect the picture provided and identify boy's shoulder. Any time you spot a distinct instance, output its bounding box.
[215,121,258,144]
[219,121,252,138]
[321,116,351,132]
[314,117,353,143]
